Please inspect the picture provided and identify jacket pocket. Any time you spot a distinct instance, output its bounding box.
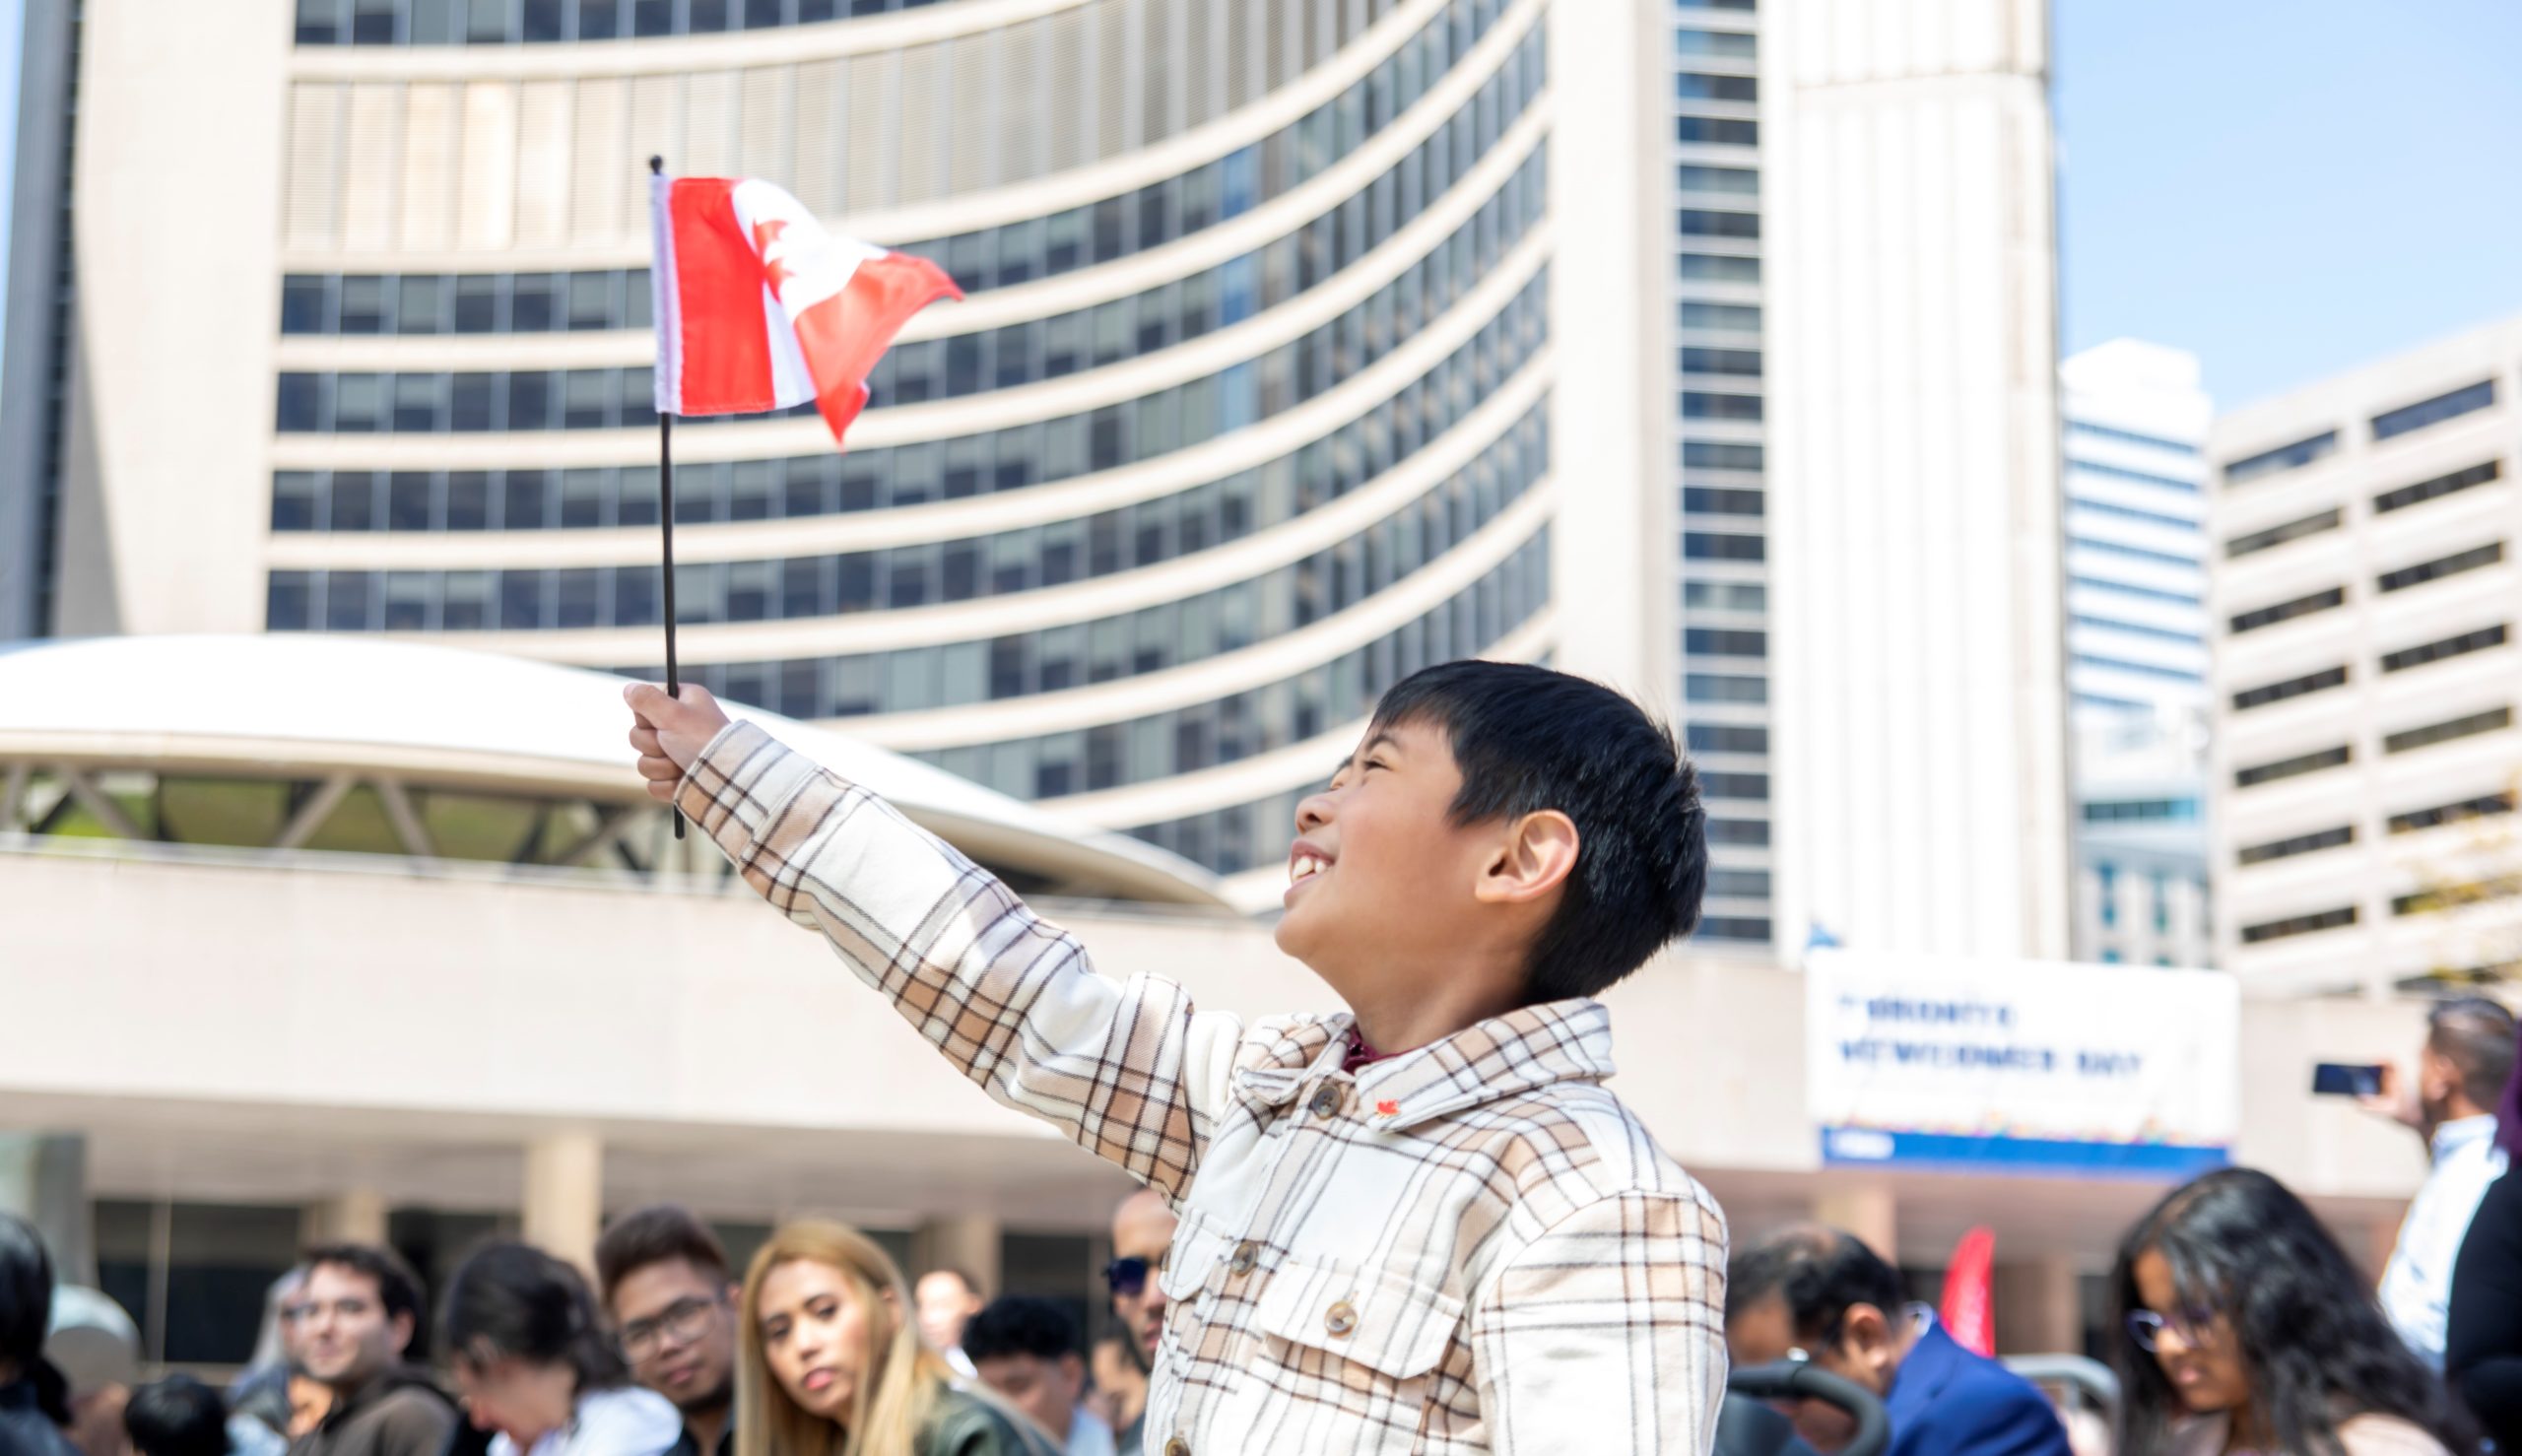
[1252,1254,1464,1383]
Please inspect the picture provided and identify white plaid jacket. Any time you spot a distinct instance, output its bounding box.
[678,722,1728,1455]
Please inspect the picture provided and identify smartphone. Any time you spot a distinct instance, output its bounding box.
[2311,1062,2385,1097]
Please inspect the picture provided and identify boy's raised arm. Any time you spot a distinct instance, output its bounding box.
[629,683,1240,1199]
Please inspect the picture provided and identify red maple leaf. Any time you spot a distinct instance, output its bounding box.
[753,218,797,295]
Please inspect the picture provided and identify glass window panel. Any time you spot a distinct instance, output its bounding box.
[624,269,653,328]
[326,570,375,630]
[502,470,551,529]
[507,371,555,430]
[281,277,330,334]
[442,571,491,629]
[499,570,548,629]
[410,0,460,41]
[454,275,500,332]
[522,0,565,40]
[556,568,600,628]
[270,572,313,629]
[450,373,496,430]
[388,472,435,529]
[563,368,614,428]
[271,472,320,531]
[632,0,671,33]
[276,374,325,431]
[396,275,444,334]
[509,273,558,330]
[468,0,511,42]
[445,471,490,530]
[728,461,775,520]
[561,469,608,528]
[333,373,384,431]
[618,465,658,526]
[337,276,385,333]
[392,373,442,431]
[567,271,613,330]
[383,571,435,629]
[576,0,620,37]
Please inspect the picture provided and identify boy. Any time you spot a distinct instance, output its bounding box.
[627,660,1726,1454]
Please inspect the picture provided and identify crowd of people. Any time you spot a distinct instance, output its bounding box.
[4,663,2521,1456]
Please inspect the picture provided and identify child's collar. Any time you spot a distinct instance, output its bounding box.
[1237,1001,1618,1131]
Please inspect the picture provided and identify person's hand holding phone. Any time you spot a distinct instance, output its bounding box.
[2354,1059,2423,1131]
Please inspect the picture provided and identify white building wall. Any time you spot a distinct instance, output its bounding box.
[1759,0,2069,960]
[2208,314,2522,995]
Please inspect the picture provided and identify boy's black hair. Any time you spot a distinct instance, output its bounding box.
[960,1295,1083,1363]
[124,1375,231,1456]
[440,1239,627,1392]
[301,1242,427,1334]
[1370,661,1705,1003]
[1723,1225,1903,1347]
[594,1205,732,1306]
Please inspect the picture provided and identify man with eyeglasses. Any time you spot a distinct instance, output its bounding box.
[1100,1191,1174,1456]
[285,1245,453,1456]
[595,1207,740,1456]
[1722,1225,2070,1456]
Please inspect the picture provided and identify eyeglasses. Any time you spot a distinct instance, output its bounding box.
[282,1296,375,1325]
[1103,1257,1151,1297]
[620,1295,722,1360]
[2124,1308,2215,1353]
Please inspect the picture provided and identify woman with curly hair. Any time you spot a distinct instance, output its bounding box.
[2110,1166,2475,1455]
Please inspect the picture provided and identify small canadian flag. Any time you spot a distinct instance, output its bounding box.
[648,173,961,443]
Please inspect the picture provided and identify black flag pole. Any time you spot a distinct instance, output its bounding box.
[649,155,684,841]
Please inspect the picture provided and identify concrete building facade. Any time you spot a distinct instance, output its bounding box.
[2207,315,2522,995]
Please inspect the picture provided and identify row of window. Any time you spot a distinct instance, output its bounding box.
[2230,587,2345,636]
[2223,430,2337,487]
[1675,117,1758,146]
[2381,623,2508,673]
[276,283,1542,560]
[2091,862,2193,935]
[2223,379,2501,489]
[2391,876,2522,918]
[1684,530,1762,563]
[2069,614,2203,647]
[2074,653,2204,685]
[276,24,1546,342]
[2067,420,2200,457]
[1682,390,1762,423]
[1687,722,1767,755]
[2226,507,2338,559]
[1673,28,1755,59]
[1684,579,1767,614]
[2229,536,2506,629]
[275,175,1548,435]
[1676,71,1757,102]
[2389,791,2514,836]
[2240,905,2355,944]
[2083,797,2202,825]
[1680,301,1760,335]
[2237,824,2353,866]
[2069,574,2201,608]
[1684,486,1761,517]
[1686,672,1764,705]
[764,533,1549,812]
[2070,459,2204,495]
[2231,704,2513,791]
[294,0,950,45]
[2377,458,2499,514]
[275,404,1545,642]
[1686,627,1763,657]
[1680,252,1760,284]
[2069,497,2202,535]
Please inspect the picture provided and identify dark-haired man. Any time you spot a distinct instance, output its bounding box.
[595,1207,739,1456]
[2369,995,2518,1367]
[628,659,1729,1451]
[1724,1225,2069,1456]
[962,1296,1114,1456]
[1100,1190,1172,1456]
[287,1245,452,1456]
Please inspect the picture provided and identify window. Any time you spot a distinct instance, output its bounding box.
[2224,507,2341,558]
[2067,497,2201,532]
[2068,616,2200,646]
[2239,906,2356,944]
[2370,379,2495,442]
[2071,653,2204,684]
[2236,825,2354,866]
[2080,798,2201,824]
[1705,818,1769,845]
[1676,73,1757,101]
[2377,541,2502,594]
[2380,624,2507,674]
[1674,29,1756,58]
[2388,792,2514,835]
[1699,771,1768,802]
[2097,862,2118,927]
[276,374,324,431]
[1680,302,1761,333]
[1675,117,1758,146]
[1684,486,1762,516]
[1682,391,1763,422]
[2385,706,2511,755]
[1679,253,1760,283]
[1687,673,1766,704]
[281,277,329,333]
[2068,420,2198,455]
[2232,665,2347,711]
[1687,723,1767,754]
[1678,209,1759,238]
[1696,917,1773,942]
[2230,586,2346,634]
[1681,347,1761,376]
[2070,538,2200,570]
[1685,531,1764,561]
[2234,744,2349,788]
[2069,459,2201,493]
[2375,459,2500,514]
[2068,574,2201,607]
[1674,165,1759,196]
[1684,580,1766,612]
[1706,869,1771,898]
[1685,627,1765,656]
[2223,430,2338,486]
[1684,440,1764,470]
[2152,871,2171,934]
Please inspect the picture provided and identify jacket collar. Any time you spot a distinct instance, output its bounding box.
[1235,999,1617,1131]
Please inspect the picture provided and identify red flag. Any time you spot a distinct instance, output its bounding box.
[648,174,960,442]
[1940,1224,1996,1357]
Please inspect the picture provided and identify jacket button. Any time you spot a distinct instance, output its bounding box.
[1325,1299,1358,1338]
[1228,1241,1259,1276]
[1164,1439,1190,1456]
[1307,1084,1345,1118]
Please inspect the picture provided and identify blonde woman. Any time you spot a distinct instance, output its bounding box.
[736,1224,1045,1456]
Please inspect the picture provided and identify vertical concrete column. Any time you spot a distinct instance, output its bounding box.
[1812,1185,1898,1264]
[301,1189,391,1247]
[523,1133,605,1275]
[0,1134,94,1284]
[910,1215,1002,1298]
[1993,1255,2083,1357]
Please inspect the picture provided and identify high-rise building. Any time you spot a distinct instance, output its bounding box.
[2206,315,2522,995]
[1737,0,2071,960]
[4,0,2065,957]
[2059,340,2212,967]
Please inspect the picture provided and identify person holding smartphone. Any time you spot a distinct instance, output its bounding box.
[2358,997,2517,1368]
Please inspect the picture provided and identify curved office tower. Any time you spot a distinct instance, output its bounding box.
[16,0,1568,903]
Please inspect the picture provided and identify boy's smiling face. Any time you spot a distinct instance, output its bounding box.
[1275,717,1514,1000]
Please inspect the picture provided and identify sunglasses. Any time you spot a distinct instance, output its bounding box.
[1103,1257,1151,1296]
[2125,1308,2216,1353]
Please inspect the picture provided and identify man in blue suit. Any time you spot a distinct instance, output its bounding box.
[1724,1224,2073,1456]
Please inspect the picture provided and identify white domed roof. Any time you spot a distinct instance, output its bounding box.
[0,634,1228,907]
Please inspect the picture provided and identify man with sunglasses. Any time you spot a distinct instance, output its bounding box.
[596,1207,740,1456]
[1723,1225,2070,1456]
[1100,1191,1175,1456]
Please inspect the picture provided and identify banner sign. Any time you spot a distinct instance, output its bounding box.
[1806,950,2237,1178]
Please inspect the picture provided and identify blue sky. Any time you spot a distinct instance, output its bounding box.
[2056,0,2522,409]
[0,3,2513,415]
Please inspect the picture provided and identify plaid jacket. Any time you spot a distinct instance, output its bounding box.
[679,722,1728,1455]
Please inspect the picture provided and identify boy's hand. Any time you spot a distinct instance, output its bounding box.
[626,682,731,803]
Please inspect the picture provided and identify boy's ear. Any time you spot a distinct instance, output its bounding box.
[1473,810,1579,905]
